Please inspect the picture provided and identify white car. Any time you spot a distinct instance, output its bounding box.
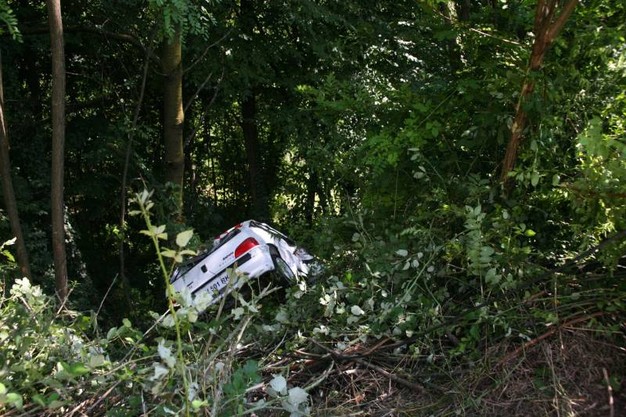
[170,220,314,303]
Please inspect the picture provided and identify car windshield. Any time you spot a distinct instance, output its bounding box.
[212,228,241,250]
[250,220,296,246]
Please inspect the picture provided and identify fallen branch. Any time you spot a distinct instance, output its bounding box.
[352,357,425,393]
[304,338,430,393]
[494,311,605,368]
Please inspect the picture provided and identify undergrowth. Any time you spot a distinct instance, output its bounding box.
[1,189,625,416]
[0,191,312,417]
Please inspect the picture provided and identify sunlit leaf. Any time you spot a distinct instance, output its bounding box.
[161,249,177,259]
[176,230,194,248]
[287,387,308,407]
[269,374,287,395]
[157,341,176,368]
[350,305,365,316]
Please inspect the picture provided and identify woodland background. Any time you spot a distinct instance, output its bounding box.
[0,0,625,416]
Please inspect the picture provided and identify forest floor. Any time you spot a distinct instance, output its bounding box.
[258,329,626,416]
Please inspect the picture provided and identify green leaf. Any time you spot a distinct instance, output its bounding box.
[157,341,176,368]
[66,363,90,377]
[287,387,309,407]
[192,399,207,410]
[136,189,152,205]
[47,399,64,410]
[5,392,23,409]
[89,354,106,368]
[176,229,194,248]
[57,362,90,378]
[141,225,167,240]
[395,249,408,257]
[1,250,15,262]
[269,374,288,395]
[31,394,46,407]
[531,172,540,187]
[469,324,480,340]
[161,249,177,259]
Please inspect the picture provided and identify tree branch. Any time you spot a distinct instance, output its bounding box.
[547,0,579,40]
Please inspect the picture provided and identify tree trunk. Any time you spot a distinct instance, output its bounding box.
[500,0,578,190]
[47,0,68,302]
[239,0,269,221]
[304,170,318,226]
[160,31,185,217]
[241,91,269,221]
[440,2,466,72]
[455,0,470,22]
[0,52,32,280]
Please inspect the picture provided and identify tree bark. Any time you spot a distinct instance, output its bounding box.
[239,0,269,221]
[47,0,68,302]
[241,91,269,221]
[500,0,578,190]
[160,31,185,218]
[0,52,32,280]
[304,170,318,226]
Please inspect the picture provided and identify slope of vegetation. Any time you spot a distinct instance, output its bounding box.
[1,0,625,415]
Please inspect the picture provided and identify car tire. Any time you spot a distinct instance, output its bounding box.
[272,255,296,286]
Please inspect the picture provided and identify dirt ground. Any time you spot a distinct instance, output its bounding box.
[281,329,626,417]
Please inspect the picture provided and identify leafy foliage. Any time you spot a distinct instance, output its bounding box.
[0,197,317,416]
[0,0,625,415]
[0,0,20,41]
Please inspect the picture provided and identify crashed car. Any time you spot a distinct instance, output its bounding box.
[170,220,314,304]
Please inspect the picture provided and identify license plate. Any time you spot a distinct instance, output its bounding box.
[204,273,230,295]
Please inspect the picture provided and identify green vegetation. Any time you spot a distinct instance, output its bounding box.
[1,0,625,415]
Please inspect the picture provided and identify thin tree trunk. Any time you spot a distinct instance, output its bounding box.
[0,51,32,280]
[47,0,68,302]
[436,1,471,72]
[160,31,185,218]
[239,0,269,221]
[241,91,269,221]
[456,0,470,21]
[500,0,578,190]
[304,170,318,226]
[118,51,150,305]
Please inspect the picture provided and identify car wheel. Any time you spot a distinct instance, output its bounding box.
[272,255,296,286]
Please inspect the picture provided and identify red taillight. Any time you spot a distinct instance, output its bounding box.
[235,237,259,258]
